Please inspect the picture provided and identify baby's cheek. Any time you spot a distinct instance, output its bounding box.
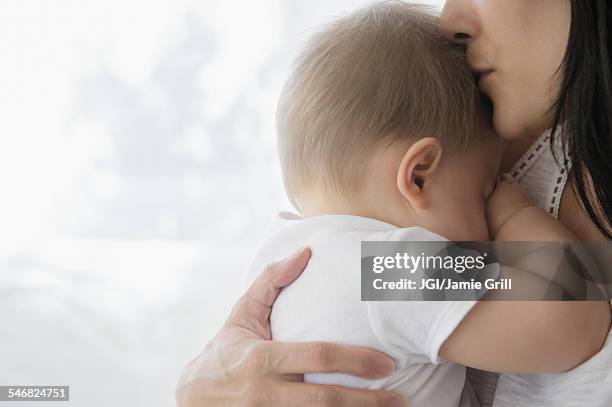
[456,211,489,241]
[473,208,490,241]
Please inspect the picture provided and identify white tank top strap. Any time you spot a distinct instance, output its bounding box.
[509,129,572,219]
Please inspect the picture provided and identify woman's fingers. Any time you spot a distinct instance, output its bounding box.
[227,247,311,337]
[267,341,396,379]
[177,246,402,407]
[280,382,407,407]
[249,247,312,306]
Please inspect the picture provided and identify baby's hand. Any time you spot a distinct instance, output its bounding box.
[486,174,534,238]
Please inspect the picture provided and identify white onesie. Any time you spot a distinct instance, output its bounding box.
[245,212,477,407]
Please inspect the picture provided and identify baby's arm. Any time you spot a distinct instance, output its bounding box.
[440,175,611,374]
[486,174,591,297]
[440,300,608,373]
[486,174,575,241]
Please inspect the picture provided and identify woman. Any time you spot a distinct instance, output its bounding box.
[176,1,612,406]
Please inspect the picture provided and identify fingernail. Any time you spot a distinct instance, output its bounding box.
[386,395,407,407]
[372,355,396,376]
[282,247,306,263]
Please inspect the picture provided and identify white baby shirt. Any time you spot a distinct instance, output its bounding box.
[245,212,478,407]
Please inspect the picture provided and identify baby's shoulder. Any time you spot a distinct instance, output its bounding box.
[372,226,448,242]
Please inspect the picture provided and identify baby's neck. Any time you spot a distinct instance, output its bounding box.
[299,200,376,220]
[296,189,417,229]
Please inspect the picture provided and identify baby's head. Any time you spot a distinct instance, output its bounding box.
[277,1,503,240]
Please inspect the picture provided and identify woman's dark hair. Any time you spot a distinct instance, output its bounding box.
[550,0,612,239]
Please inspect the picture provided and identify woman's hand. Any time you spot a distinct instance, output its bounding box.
[176,248,405,407]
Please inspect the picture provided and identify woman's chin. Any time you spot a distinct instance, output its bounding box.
[491,97,553,140]
[492,109,538,141]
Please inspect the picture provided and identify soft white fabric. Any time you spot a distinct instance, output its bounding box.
[493,330,612,407]
[487,130,612,407]
[509,129,571,219]
[245,213,478,407]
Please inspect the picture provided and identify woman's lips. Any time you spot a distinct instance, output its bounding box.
[478,71,491,83]
[470,64,494,84]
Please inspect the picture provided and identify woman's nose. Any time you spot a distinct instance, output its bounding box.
[439,0,480,45]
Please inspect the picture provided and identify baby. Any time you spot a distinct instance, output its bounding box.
[246,2,610,406]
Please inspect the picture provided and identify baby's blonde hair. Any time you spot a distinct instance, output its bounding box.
[277,1,480,204]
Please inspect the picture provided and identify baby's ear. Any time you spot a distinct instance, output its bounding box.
[396,137,443,209]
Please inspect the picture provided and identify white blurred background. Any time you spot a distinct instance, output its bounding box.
[0,0,441,405]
